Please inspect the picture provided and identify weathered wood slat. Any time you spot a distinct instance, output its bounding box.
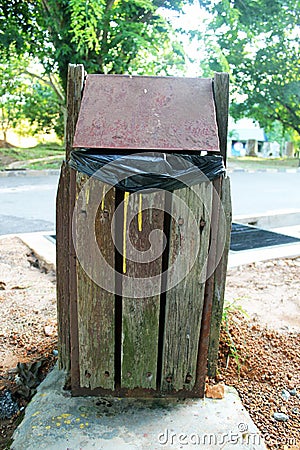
[194,176,222,397]
[57,64,84,376]
[65,65,85,161]
[121,191,165,389]
[56,162,70,371]
[67,64,85,390]
[207,176,232,377]
[75,174,116,390]
[161,183,213,392]
[213,73,229,165]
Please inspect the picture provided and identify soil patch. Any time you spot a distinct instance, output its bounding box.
[0,237,57,449]
[226,259,300,333]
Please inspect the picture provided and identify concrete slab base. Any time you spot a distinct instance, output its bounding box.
[228,241,300,268]
[18,231,56,272]
[12,366,266,450]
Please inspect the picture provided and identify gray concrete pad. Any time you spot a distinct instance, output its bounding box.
[18,231,56,272]
[12,366,266,450]
[228,239,300,268]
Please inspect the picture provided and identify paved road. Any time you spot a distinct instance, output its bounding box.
[230,172,300,216]
[0,171,299,235]
[0,175,58,235]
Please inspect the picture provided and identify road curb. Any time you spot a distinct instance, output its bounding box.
[0,169,60,177]
[0,167,299,177]
[227,168,300,174]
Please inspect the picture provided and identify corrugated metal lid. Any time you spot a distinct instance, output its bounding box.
[73,75,220,152]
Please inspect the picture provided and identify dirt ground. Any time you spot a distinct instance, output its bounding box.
[0,236,299,449]
[226,259,300,333]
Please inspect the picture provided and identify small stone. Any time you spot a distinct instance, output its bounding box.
[0,390,19,419]
[53,349,58,356]
[281,389,291,401]
[205,383,225,399]
[273,412,289,422]
[288,388,297,396]
[44,325,56,336]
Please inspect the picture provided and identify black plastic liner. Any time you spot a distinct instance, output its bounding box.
[69,150,226,192]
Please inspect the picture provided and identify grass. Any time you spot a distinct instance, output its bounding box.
[0,143,64,170]
[221,298,248,378]
[0,142,64,160]
[228,156,299,170]
[25,158,64,170]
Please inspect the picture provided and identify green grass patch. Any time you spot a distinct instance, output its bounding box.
[0,142,64,170]
[228,156,299,169]
[0,142,64,161]
[24,158,64,170]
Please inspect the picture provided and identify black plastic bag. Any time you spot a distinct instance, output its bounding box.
[69,150,225,192]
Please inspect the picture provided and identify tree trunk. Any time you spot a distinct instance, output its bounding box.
[247,139,258,156]
[285,142,294,157]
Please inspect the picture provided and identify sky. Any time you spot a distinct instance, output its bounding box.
[160,1,210,77]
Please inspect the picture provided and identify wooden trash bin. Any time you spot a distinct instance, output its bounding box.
[56,65,232,398]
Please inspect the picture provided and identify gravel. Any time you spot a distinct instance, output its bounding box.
[281,389,291,401]
[273,412,289,422]
[218,311,300,449]
[0,391,19,420]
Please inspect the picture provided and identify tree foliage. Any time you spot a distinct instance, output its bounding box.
[1,0,193,94]
[199,0,300,136]
[0,57,64,141]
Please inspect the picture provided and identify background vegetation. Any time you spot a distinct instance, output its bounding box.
[0,0,299,156]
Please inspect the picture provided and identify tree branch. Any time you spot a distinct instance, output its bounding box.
[106,0,117,10]
[269,112,300,135]
[98,0,118,71]
[275,96,300,123]
[24,70,65,106]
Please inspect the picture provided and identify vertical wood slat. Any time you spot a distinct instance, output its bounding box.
[57,64,85,376]
[75,175,115,390]
[65,64,85,161]
[56,162,70,371]
[121,191,165,389]
[207,176,232,377]
[161,183,213,392]
[213,73,229,166]
[195,176,222,397]
[66,64,85,390]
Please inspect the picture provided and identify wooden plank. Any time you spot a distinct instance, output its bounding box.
[65,64,85,391]
[57,64,84,376]
[207,176,232,377]
[65,64,85,160]
[121,191,165,390]
[194,176,222,397]
[75,174,116,390]
[161,182,213,392]
[56,162,70,371]
[213,73,229,165]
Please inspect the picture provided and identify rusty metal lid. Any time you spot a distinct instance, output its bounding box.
[73,75,220,152]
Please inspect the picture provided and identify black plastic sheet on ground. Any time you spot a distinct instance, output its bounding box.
[69,150,226,192]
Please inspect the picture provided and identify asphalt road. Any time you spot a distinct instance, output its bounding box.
[230,171,300,216]
[0,171,299,235]
[0,175,58,235]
